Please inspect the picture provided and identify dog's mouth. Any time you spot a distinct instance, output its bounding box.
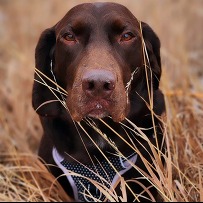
[85,100,111,119]
[67,95,127,122]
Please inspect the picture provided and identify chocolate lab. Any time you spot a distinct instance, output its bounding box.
[32,2,165,202]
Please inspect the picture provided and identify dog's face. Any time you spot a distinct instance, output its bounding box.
[33,2,161,123]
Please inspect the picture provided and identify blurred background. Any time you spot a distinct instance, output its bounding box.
[0,0,203,154]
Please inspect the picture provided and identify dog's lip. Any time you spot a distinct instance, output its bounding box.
[87,109,109,119]
[84,100,111,119]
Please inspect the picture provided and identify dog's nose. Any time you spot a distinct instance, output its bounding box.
[82,69,116,98]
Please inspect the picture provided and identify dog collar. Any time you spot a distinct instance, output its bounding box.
[53,148,137,202]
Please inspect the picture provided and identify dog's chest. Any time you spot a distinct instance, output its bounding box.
[53,148,137,201]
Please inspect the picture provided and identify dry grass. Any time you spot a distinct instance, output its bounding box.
[0,0,203,202]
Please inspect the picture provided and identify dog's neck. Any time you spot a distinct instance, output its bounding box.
[52,147,137,202]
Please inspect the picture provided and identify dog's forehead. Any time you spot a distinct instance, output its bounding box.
[68,2,134,16]
[55,2,138,31]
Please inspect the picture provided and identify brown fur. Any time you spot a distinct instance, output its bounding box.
[32,2,165,201]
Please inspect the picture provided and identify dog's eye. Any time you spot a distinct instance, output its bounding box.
[63,33,76,42]
[120,32,134,42]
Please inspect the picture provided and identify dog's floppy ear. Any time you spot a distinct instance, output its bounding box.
[141,22,161,90]
[32,27,61,117]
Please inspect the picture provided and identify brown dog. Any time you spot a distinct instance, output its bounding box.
[32,2,165,202]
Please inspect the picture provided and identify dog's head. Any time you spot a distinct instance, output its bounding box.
[32,2,162,123]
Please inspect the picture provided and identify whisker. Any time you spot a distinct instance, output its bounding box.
[125,67,139,103]
[72,121,100,177]
[34,71,67,110]
[35,100,63,112]
[36,67,98,168]
[125,67,139,92]
[35,68,67,94]
[77,121,122,194]
[139,21,162,158]
[50,60,67,102]
[83,118,119,151]
[34,79,68,96]
[99,118,137,152]
[98,118,167,196]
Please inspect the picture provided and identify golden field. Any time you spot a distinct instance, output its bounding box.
[0,0,202,201]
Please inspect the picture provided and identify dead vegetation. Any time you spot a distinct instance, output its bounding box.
[0,0,202,202]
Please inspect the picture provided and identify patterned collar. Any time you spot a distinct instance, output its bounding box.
[53,148,137,202]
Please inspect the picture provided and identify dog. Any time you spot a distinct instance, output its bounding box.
[32,2,165,202]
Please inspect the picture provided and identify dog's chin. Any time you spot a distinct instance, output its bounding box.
[87,110,126,123]
[69,108,110,122]
[87,109,109,119]
[69,100,127,123]
[70,109,123,123]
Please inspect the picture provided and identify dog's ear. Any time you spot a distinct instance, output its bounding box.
[141,22,161,90]
[32,27,61,117]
